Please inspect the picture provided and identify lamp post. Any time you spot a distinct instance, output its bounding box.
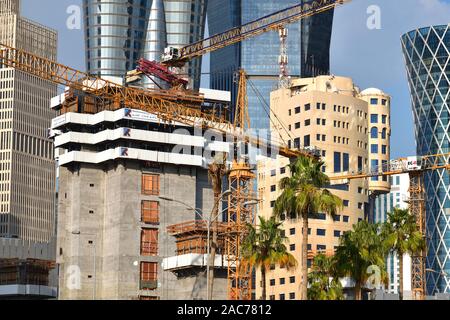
[160,190,231,300]
[72,231,97,300]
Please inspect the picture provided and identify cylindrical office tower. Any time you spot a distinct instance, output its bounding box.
[83,0,206,89]
[401,25,450,296]
[359,88,391,195]
[83,0,150,80]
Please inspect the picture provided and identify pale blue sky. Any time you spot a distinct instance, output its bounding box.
[20,0,450,158]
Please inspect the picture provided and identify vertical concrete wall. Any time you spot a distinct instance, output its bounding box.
[57,160,226,300]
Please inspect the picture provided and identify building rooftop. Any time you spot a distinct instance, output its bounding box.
[360,87,387,96]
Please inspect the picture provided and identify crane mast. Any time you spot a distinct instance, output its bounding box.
[330,153,450,300]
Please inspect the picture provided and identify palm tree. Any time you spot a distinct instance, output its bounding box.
[207,153,227,300]
[241,216,297,300]
[382,208,425,300]
[308,254,344,300]
[273,156,343,300]
[334,220,388,300]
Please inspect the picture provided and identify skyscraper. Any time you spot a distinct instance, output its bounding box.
[401,25,450,295]
[83,0,207,88]
[208,0,334,130]
[0,0,57,243]
[0,0,58,298]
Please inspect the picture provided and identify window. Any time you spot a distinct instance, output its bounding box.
[305,104,311,111]
[371,127,378,139]
[334,152,341,173]
[290,244,296,251]
[343,153,349,172]
[370,98,378,105]
[381,128,387,139]
[317,245,327,251]
[358,203,363,210]
[317,229,326,236]
[270,279,275,286]
[305,119,311,126]
[270,295,275,300]
[295,122,301,129]
[316,118,321,125]
[295,106,301,114]
[343,216,350,223]
[271,185,276,192]
[343,200,349,207]
[270,201,275,208]
[304,135,310,147]
[290,228,296,235]
[358,156,363,171]
[334,230,341,238]
[140,262,157,287]
[316,103,321,110]
[294,138,300,149]
[142,174,160,195]
[141,229,158,256]
[322,103,326,110]
[280,167,286,174]
[280,278,285,285]
[371,160,379,181]
[382,99,387,106]
[290,276,296,283]
[370,114,378,124]
[382,115,387,124]
[289,293,296,300]
[141,201,159,224]
[316,134,321,141]
[333,215,340,222]
[288,109,292,116]
[382,145,387,155]
[271,170,276,177]
[280,294,286,301]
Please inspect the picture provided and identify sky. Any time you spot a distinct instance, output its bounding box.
[20,0,450,159]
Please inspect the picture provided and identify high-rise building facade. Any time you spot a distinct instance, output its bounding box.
[257,76,372,300]
[208,0,334,130]
[52,89,231,300]
[0,0,57,243]
[401,25,450,295]
[0,0,58,299]
[373,173,412,299]
[83,0,207,88]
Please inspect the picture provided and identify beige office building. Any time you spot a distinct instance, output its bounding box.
[0,0,57,243]
[257,76,390,300]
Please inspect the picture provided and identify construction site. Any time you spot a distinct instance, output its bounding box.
[0,0,449,301]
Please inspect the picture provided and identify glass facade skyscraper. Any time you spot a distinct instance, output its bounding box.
[83,0,206,88]
[401,25,450,295]
[208,0,334,130]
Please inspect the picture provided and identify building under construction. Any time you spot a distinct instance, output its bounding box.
[52,86,232,300]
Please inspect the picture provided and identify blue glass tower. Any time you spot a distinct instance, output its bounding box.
[401,25,450,295]
[208,0,334,131]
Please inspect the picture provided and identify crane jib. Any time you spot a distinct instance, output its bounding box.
[180,0,346,60]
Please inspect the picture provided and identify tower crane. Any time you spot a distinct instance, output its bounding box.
[0,0,352,300]
[329,153,450,300]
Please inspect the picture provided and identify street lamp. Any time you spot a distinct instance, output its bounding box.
[72,230,97,300]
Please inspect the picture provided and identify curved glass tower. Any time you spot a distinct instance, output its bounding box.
[401,25,450,295]
[83,0,206,88]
